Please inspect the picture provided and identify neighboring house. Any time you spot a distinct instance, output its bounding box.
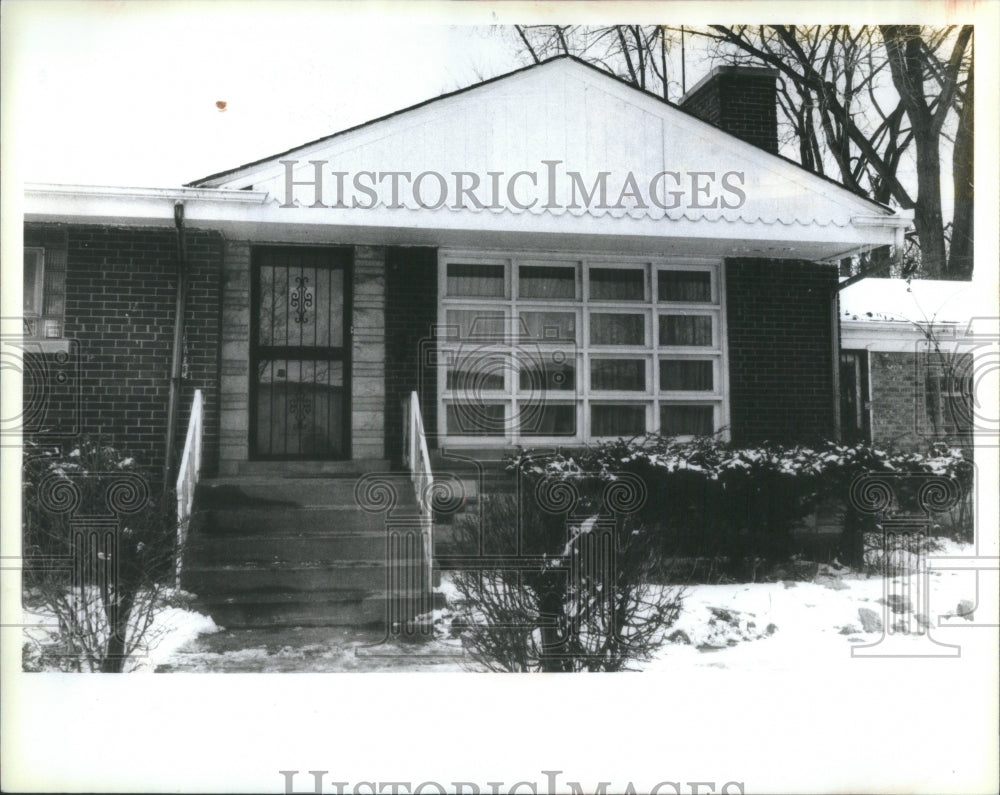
[839,278,979,451]
[21,57,908,626]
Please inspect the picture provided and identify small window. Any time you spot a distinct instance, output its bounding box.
[591,359,645,391]
[658,270,711,302]
[590,313,645,345]
[589,268,645,301]
[518,403,576,436]
[659,315,712,346]
[446,403,506,436]
[592,404,645,436]
[24,248,44,316]
[519,265,576,299]
[519,356,575,391]
[446,357,506,392]
[660,360,714,391]
[660,404,714,436]
[447,263,505,297]
[445,309,507,340]
[519,311,577,342]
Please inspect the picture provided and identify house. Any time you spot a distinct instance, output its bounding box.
[22,57,907,627]
[839,277,980,451]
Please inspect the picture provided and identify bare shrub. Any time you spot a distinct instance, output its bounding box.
[22,440,179,672]
[450,487,684,673]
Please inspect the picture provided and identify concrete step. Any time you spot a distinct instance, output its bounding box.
[186,532,389,563]
[236,459,391,476]
[182,560,428,594]
[196,476,419,508]
[194,505,426,535]
[194,590,443,629]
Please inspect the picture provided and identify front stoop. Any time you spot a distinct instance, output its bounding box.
[182,464,442,629]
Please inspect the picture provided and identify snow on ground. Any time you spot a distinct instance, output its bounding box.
[21,541,985,673]
[21,589,220,673]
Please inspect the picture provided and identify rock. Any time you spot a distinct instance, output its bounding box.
[956,599,975,621]
[839,624,861,635]
[667,629,692,645]
[765,623,778,636]
[885,594,913,614]
[781,580,798,589]
[818,576,849,591]
[708,607,740,624]
[858,607,883,633]
[914,613,931,629]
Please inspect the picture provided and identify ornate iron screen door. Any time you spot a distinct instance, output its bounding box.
[250,246,352,459]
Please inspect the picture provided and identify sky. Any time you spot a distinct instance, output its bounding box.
[4,3,530,187]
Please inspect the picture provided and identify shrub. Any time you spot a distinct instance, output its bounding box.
[450,481,684,672]
[22,439,179,672]
[509,436,974,575]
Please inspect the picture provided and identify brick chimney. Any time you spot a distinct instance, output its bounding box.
[678,66,779,155]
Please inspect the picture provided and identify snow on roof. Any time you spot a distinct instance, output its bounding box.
[839,278,982,325]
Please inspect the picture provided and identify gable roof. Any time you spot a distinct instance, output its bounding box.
[187,54,890,216]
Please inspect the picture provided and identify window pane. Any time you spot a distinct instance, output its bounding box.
[447,263,505,297]
[446,403,506,436]
[518,403,576,436]
[659,360,714,391]
[660,404,714,436]
[519,311,577,342]
[591,359,645,391]
[519,265,576,299]
[446,358,506,392]
[520,356,575,391]
[24,250,41,314]
[590,313,645,345]
[658,271,711,302]
[591,404,645,436]
[659,315,712,346]
[446,309,507,340]
[589,268,644,301]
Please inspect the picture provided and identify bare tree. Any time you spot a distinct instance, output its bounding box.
[508,24,973,280]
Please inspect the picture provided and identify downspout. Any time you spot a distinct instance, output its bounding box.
[830,277,842,442]
[163,201,187,490]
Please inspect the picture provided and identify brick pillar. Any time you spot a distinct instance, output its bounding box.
[217,241,251,475]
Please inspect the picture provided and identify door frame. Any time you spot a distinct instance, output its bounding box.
[248,244,353,461]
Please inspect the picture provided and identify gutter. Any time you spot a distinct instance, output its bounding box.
[163,201,188,490]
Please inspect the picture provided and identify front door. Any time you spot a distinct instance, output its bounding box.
[839,350,870,445]
[250,246,352,459]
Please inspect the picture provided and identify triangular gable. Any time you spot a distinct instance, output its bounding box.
[191,57,893,230]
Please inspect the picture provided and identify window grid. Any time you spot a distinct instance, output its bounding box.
[439,254,725,442]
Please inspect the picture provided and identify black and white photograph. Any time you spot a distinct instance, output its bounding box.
[1,2,997,793]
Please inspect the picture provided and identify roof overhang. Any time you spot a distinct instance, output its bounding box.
[25,182,907,262]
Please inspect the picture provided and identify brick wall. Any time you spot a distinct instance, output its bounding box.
[23,223,223,489]
[385,247,439,465]
[679,66,779,155]
[869,351,922,448]
[724,258,838,444]
[868,350,974,452]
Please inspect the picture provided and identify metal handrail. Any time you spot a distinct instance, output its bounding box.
[403,391,434,592]
[175,389,203,587]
